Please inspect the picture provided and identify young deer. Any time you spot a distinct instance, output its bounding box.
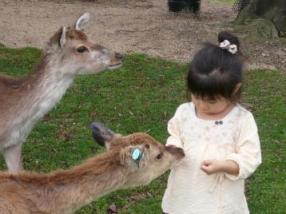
[0,13,123,172]
[0,123,184,214]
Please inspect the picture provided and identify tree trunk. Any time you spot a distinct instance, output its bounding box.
[235,0,286,38]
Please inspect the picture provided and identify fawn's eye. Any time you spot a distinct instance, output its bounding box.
[156,153,163,160]
[76,46,88,53]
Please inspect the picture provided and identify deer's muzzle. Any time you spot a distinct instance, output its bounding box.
[165,145,185,159]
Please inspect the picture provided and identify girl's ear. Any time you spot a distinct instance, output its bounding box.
[233,82,242,95]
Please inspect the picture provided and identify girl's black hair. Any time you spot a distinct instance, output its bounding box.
[187,31,243,101]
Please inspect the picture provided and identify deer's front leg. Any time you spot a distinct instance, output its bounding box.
[3,144,23,172]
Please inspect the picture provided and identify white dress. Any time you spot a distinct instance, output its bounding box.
[162,102,262,214]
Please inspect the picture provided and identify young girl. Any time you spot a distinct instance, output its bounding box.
[162,32,262,214]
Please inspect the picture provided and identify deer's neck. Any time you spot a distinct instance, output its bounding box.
[31,153,129,213]
[57,169,127,213]
[5,54,77,145]
[22,55,75,118]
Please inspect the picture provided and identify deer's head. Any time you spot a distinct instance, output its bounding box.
[91,122,185,187]
[46,13,123,75]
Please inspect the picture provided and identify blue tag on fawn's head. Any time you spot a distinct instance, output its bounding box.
[132,148,143,161]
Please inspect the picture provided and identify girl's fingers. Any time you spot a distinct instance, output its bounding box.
[200,165,208,171]
[201,165,211,174]
[202,160,212,166]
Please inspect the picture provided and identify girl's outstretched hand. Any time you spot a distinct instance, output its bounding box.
[201,159,239,175]
[200,160,222,175]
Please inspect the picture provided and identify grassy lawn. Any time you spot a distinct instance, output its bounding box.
[0,45,285,213]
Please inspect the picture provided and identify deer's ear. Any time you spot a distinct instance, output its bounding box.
[75,12,90,31]
[91,122,116,149]
[47,26,67,49]
[59,26,67,48]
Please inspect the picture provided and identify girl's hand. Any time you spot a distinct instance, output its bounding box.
[200,159,239,175]
[200,160,223,175]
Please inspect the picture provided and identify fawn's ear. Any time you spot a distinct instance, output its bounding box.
[91,122,116,149]
[75,12,90,31]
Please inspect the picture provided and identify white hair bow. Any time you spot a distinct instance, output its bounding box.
[219,40,238,54]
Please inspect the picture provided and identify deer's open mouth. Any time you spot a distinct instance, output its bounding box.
[108,62,122,70]
[108,52,123,70]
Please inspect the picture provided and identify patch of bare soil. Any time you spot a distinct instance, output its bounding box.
[0,0,285,71]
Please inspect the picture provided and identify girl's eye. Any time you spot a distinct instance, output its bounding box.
[207,100,217,104]
[156,153,163,160]
[205,98,218,104]
[77,46,88,53]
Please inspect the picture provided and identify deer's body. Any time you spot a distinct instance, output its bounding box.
[0,56,73,150]
[0,152,129,214]
[0,125,185,214]
[0,13,123,171]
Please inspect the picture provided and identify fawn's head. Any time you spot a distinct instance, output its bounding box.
[46,13,123,75]
[91,122,185,187]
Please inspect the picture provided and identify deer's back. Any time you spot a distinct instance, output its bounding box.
[0,74,24,91]
[0,74,23,114]
[0,180,46,214]
[0,74,26,143]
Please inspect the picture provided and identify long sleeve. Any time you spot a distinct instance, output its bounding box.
[165,107,184,149]
[226,112,262,180]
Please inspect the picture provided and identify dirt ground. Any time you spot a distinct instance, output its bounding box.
[0,0,285,71]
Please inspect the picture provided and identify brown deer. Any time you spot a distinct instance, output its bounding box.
[0,13,123,172]
[0,122,184,214]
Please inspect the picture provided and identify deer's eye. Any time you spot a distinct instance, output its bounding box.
[156,153,163,160]
[145,144,150,149]
[77,46,88,53]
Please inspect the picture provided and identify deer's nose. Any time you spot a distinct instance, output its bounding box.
[115,52,124,60]
[165,145,185,159]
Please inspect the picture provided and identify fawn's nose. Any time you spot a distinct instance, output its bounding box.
[115,52,124,60]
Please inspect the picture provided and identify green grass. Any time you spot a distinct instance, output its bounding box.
[0,45,285,213]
